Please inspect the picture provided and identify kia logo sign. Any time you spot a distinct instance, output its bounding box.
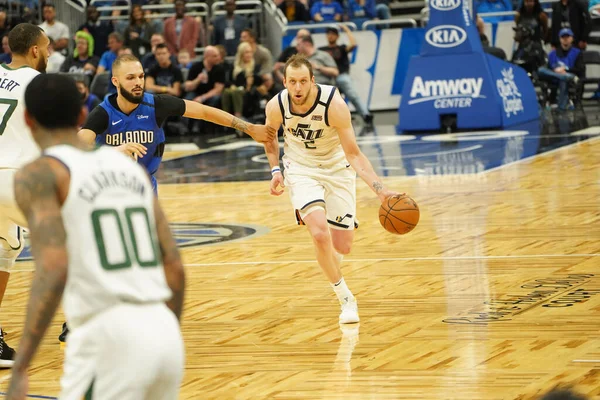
[425,25,467,48]
[430,0,460,11]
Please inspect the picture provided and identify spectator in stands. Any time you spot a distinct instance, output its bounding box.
[184,46,225,108]
[296,35,339,85]
[39,3,69,53]
[145,43,183,97]
[475,0,514,22]
[244,73,282,122]
[551,0,590,49]
[310,0,344,22]
[0,11,10,42]
[177,49,193,69]
[215,44,234,87]
[141,33,178,73]
[538,28,584,110]
[79,6,114,58]
[164,0,203,56]
[240,29,273,75]
[319,26,373,129]
[0,35,11,64]
[273,28,309,83]
[212,0,249,56]
[511,24,546,74]
[222,42,260,119]
[120,47,133,55]
[515,0,549,43]
[278,0,310,22]
[124,4,156,58]
[76,78,101,114]
[375,0,392,20]
[97,32,124,75]
[346,0,377,21]
[60,31,100,77]
[47,38,65,73]
[480,33,507,60]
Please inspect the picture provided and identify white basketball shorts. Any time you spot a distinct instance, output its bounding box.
[0,168,25,253]
[283,156,357,230]
[60,303,184,400]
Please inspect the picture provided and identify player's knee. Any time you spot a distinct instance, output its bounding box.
[310,228,331,248]
[333,241,352,255]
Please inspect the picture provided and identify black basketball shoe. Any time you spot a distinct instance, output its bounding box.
[0,330,15,368]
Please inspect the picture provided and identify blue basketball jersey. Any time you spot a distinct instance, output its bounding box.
[96,93,165,178]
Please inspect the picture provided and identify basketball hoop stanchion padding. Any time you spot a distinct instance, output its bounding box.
[398,0,539,131]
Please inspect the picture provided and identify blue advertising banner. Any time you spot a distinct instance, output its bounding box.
[398,0,538,130]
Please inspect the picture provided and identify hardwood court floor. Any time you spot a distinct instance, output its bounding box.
[0,137,599,399]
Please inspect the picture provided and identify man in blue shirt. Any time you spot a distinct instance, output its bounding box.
[96,32,124,76]
[538,28,584,110]
[310,0,344,22]
[78,54,273,193]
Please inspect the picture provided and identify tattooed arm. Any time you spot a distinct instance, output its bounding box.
[9,158,69,379]
[328,90,400,203]
[182,100,275,143]
[153,197,185,322]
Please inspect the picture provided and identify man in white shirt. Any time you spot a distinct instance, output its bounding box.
[46,38,65,73]
[38,3,69,53]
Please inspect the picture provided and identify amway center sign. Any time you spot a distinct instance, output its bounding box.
[408,76,485,109]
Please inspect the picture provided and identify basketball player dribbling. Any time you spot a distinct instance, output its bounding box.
[263,54,401,323]
[0,23,50,367]
[6,74,185,400]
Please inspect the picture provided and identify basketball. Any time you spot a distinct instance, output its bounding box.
[379,195,420,235]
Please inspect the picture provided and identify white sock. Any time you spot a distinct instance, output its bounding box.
[332,277,354,304]
[335,252,344,266]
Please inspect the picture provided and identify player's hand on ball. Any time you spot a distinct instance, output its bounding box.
[378,189,404,204]
[117,142,147,160]
[270,172,285,196]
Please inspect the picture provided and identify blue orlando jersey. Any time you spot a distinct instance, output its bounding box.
[96,93,165,176]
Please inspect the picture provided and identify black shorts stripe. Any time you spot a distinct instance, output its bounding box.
[300,199,325,210]
[327,219,350,229]
[295,209,305,225]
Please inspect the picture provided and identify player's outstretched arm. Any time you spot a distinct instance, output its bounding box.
[328,91,400,203]
[182,100,275,143]
[264,98,285,196]
[7,158,69,398]
[153,197,185,322]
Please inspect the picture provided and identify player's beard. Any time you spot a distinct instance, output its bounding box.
[291,85,311,106]
[36,56,47,73]
[119,84,144,104]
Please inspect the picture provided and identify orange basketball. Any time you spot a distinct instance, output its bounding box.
[379,195,420,235]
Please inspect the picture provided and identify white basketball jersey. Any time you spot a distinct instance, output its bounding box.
[278,84,347,168]
[43,145,172,328]
[0,65,41,168]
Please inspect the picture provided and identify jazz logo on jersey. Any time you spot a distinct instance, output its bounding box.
[17,222,269,262]
[288,123,324,141]
[105,130,154,145]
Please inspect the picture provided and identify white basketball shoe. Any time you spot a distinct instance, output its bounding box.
[339,298,359,324]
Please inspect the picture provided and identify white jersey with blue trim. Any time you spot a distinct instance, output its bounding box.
[278,84,347,168]
[0,65,41,169]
